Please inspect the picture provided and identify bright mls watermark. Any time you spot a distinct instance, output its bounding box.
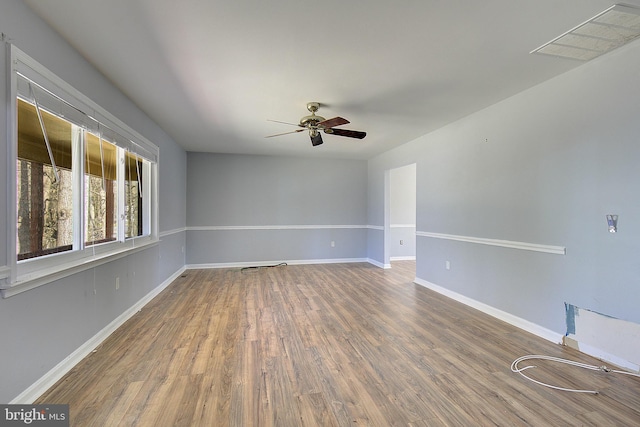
[0,405,69,426]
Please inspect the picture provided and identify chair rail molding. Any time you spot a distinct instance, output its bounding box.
[416,231,566,255]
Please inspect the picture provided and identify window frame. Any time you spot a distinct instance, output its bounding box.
[3,45,159,298]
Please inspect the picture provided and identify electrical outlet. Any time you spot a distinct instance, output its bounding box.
[400,240,404,245]
[115,277,120,290]
[330,241,335,247]
[445,261,451,270]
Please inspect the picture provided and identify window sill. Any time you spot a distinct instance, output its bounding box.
[0,239,159,298]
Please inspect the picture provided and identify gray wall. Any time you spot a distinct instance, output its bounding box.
[368,39,640,335]
[0,1,187,403]
[186,153,367,264]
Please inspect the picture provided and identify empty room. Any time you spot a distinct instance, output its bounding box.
[1,1,639,425]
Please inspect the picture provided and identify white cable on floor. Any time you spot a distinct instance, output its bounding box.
[510,354,640,394]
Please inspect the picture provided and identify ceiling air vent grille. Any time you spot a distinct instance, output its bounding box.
[531,3,640,61]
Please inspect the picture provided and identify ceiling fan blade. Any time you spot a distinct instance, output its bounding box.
[267,119,303,127]
[326,128,367,139]
[317,116,349,129]
[311,132,323,146]
[265,129,305,138]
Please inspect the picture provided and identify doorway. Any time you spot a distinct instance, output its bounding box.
[384,163,416,272]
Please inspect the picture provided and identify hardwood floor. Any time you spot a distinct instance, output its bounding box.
[37,261,640,426]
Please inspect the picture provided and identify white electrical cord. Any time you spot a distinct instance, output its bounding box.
[511,354,640,394]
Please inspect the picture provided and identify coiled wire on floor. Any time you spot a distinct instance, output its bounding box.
[240,262,288,273]
[511,354,640,394]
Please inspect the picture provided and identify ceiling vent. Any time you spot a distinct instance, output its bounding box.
[531,3,640,61]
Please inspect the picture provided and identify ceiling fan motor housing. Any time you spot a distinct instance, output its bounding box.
[299,102,325,128]
[299,114,326,127]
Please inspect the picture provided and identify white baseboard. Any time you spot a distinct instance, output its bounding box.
[11,266,186,404]
[390,256,416,261]
[414,277,563,344]
[186,258,369,270]
[366,258,390,269]
[563,337,640,372]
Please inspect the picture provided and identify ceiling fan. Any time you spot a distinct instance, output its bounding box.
[266,102,366,146]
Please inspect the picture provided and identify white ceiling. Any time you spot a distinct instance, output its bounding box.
[22,0,640,159]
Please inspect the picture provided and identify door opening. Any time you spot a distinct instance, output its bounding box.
[384,163,416,274]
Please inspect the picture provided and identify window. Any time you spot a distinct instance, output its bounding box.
[4,45,158,296]
[17,98,77,260]
[84,132,118,246]
[124,151,144,239]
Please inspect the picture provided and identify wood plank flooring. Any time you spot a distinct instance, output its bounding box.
[37,262,640,426]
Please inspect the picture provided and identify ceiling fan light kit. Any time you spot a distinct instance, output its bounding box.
[267,102,366,146]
